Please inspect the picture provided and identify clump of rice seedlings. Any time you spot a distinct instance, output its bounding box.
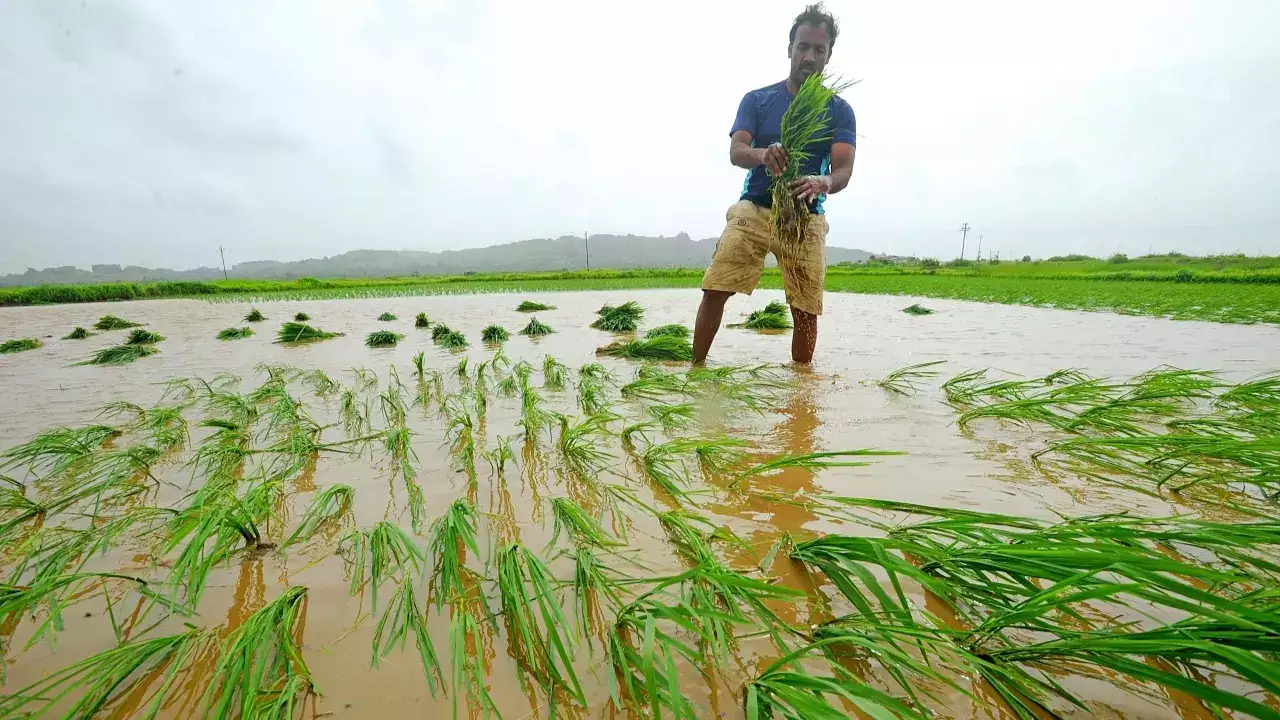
[198,586,313,717]
[517,300,556,312]
[591,300,644,332]
[481,324,510,343]
[293,311,310,321]
[414,311,430,328]
[62,327,94,340]
[74,344,158,366]
[456,356,470,382]
[495,542,586,705]
[371,580,444,695]
[365,330,404,348]
[877,360,945,395]
[284,483,355,547]
[596,335,693,361]
[301,369,338,397]
[426,499,479,607]
[243,308,266,322]
[342,521,425,610]
[438,329,469,349]
[542,355,568,390]
[620,364,685,400]
[217,326,254,340]
[431,323,453,340]
[550,497,617,549]
[731,300,792,329]
[902,303,935,315]
[519,317,555,337]
[557,414,614,477]
[378,311,398,321]
[645,323,690,339]
[411,351,426,379]
[93,314,142,330]
[648,402,696,433]
[124,328,165,345]
[276,322,342,343]
[0,337,42,353]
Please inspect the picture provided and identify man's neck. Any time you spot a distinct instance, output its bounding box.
[785,76,800,94]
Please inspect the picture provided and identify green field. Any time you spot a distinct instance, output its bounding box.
[2,254,1279,324]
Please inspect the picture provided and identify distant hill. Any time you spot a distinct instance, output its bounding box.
[0,233,872,286]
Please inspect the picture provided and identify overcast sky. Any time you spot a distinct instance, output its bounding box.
[2,0,1279,273]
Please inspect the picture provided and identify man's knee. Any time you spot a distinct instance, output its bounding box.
[700,289,734,307]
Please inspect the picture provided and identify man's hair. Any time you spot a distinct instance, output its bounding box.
[789,3,839,49]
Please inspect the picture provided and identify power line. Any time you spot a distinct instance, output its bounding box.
[959,222,971,259]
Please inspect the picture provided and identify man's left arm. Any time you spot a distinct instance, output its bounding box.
[792,101,857,203]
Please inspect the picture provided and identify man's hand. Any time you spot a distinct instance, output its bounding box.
[759,142,788,176]
[790,175,832,203]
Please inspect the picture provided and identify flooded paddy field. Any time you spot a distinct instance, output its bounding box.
[1,289,1278,719]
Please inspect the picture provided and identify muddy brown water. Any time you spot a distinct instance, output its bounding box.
[1,289,1278,719]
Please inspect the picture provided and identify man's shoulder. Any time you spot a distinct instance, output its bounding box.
[743,81,788,100]
[829,93,854,115]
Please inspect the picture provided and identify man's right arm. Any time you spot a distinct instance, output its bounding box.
[730,131,788,175]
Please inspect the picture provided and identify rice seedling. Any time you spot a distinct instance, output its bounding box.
[371,579,444,695]
[124,328,165,345]
[481,324,509,343]
[378,311,398,321]
[74,344,158,366]
[648,402,696,433]
[517,300,556,312]
[216,326,254,340]
[284,483,355,547]
[557,414,614,478]
[877,360,946,395]
[410,351,426,380]
[438,329,469,349]
[426,499,479,608]
[645,323,690,339]
[607,600,703,720]
[591,300,644,332]
[902,303,935,315]
[519,316,555,337]
[275,321,342,343]
[956,376,1120,429]
[243,307,266,322]
[293,311,310,321]
[737,449,906,485]
[93,314,142,330]
[431,323,453,340]
[342,521,425,610]
[456,356,470,382]
[496,542,587,706]
[62,327,94,339]
[1,424,119,477]
[596,335,693,361]
[542,354,568,390]
[365,330,404,348]
[444,398,478,479]
[414,311,430,328]
[550,497,618,549]
[730,300,792,329]
[484,434,517,476]
[0,337,42,354]
[620,364,686,400]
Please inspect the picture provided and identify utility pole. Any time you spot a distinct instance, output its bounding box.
[219,246,228,280]
[959,222,971,260]
[584,231,590,271]
[977,234,984,261]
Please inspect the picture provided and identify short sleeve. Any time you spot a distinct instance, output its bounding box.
[830,99,856,146]
[729,92,757,138]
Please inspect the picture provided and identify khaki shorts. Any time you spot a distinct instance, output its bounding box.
[701,200,829,316]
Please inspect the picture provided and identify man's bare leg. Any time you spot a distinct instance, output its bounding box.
[791,306,818,364]
[693,290,733,364]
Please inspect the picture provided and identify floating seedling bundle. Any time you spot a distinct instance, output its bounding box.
[217,326,254,340]
[731,300,792,330]
[519,317,555,337]
[481,325,510,343]
[596,336,693,361]
[365,330,404,348]
[276,322,342,343]
[0,338,42,353]
[415,312,430,328]
[377,312,397,322]
[93,314,142,330]
[244,308,266,322]
[591,301,644,332]
[517,300,556,312]
[124,328,165,345]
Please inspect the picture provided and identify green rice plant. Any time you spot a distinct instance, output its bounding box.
[556,414,614,478]
[124,328,165,345]
[371,579,444,695]
[62,326,94,340]
[93,314,142,330]
[483,434,517,476]
[542,354,568,390]
[287,311,308,322]
[569,547,623,647]
[1064,368,1218,436]
[244,308,266,322]
[481,324,509,343]
[216,326,254,340]
[383,426,417,480]
[645,323,690,339]
[438,329,469,349]
[495,543,586,706]
[275,322,341,343]
[596,335,693,361]
[640,438,696,500]
[620,364,685,400]
[199,585,313,718]
[0,337,41,354]
[731,299,793,330]
[365,330,404,348]
[591,300,644,332]
[607,599,702,720]
[549,497,618,549]
[411,351,426,379]
[0,424,118,478]
[648,402,695,433]
[955,376,1118,429]
[456,356,470,382]
[877,360,945,395]
[517,300,556,312]
[518,381,550,444]
[519,316,555,337]
[737,449,906,486]
[902,303,935,315]
[1218,371,1280,412]
[426,499,479,608]
[341,521,425,610]
[74,344,158,366]
[430,323,453,340]
[771,72,856,249]
[284,483,355,547]
[444,397,478,479]
[414,311,430,328]
[377,311,398,321]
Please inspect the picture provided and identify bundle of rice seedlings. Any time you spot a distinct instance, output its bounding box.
[243,308,266,322]
[903,303,935,316]
[731,300,792,329]
[74,344,159,366]
[430,323,453,340]
[481,325,510,343]
[62,327,94,340]
[519,317,554,337]
[276,322,342,343]
[591,301,644,332]
[645,324,690,339]
[414,312,430,328]
[378,312,398,322]
[770,72,856,251]
[217,326,254,340]
[517,300,556,312]
[365,330,404,348]
[596,336,693,361]
[878,360,945,395]
[438,330,469,349]
[0,338,42,354]
[93,314,142,330]
[293,311,310,321]
[124,328,165,345]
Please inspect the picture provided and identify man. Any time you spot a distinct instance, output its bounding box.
[693,3,856,365]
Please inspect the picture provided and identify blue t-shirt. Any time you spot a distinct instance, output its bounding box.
[731,80,856,213]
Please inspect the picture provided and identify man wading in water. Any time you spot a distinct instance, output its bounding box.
[693,3,855,364]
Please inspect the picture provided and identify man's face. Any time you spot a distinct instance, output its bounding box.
[788,23,832,83]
